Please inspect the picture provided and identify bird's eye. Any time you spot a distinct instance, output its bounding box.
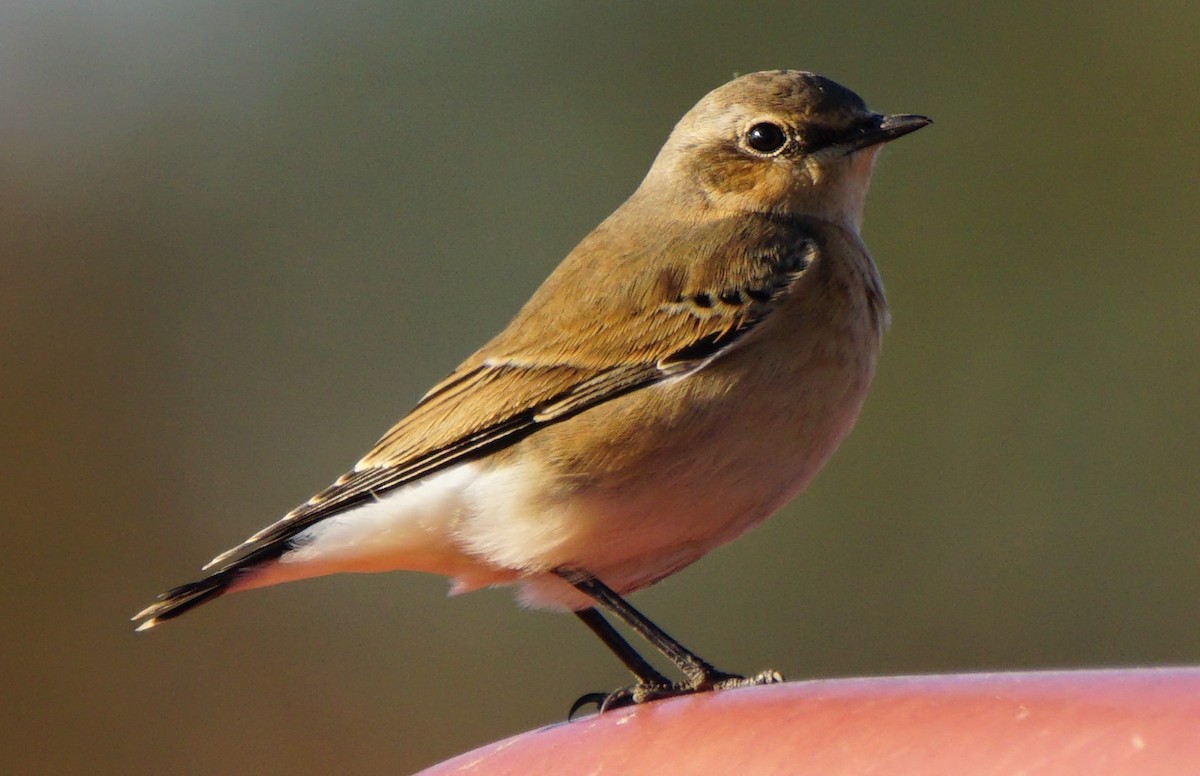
[745,122,787,155]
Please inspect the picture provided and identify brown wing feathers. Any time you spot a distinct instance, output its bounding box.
[136,216,817,625]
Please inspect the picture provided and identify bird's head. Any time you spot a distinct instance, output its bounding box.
[642,70,929,232]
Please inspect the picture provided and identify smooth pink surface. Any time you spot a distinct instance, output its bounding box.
[419,668,1200,775]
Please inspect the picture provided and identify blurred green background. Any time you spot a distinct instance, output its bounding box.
[4,2,1198,773]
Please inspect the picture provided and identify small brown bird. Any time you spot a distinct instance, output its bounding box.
[135,70,928,712]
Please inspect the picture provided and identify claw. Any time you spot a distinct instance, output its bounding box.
[597,685,640,712]
[566,681,671,719]
[567,670,784,720]
[568,692,609,720]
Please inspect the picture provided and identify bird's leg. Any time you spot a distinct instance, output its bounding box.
[557,567,783,714]
[560,568,741,687]
[568,608,673,718]
[574,608,671,685]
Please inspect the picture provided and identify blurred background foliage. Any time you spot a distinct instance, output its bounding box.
[3,2,1198,773]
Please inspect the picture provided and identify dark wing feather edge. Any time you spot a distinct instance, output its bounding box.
[210,232,815,573]
[135,220,817,625]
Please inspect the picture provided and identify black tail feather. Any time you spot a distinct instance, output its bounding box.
[133,568,240,630]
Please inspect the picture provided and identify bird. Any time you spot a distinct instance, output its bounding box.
[134,69,929,713]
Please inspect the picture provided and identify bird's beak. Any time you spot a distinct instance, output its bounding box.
[837,113,931,156]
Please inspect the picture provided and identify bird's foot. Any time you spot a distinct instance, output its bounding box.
[568,669,784,719]
[706,668,785,692]
[568,681,677,718]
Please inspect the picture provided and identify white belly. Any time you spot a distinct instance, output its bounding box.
[237,375,868,611]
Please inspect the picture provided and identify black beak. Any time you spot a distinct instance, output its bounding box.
[839,113,931,155]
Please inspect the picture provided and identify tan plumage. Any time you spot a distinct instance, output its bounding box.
[197,212,818,575]
[134,70,927,708]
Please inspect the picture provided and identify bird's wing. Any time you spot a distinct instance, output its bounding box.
[204,214,817,570]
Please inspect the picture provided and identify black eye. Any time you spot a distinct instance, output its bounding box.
[745,122,787,154]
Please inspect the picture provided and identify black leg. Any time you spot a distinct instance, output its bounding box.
[559,568,722,685]
[568,608,674,718]
[574,608,671,686]
[556,567,783,712]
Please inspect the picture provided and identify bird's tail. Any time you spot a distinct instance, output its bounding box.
[132,566,242,631]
